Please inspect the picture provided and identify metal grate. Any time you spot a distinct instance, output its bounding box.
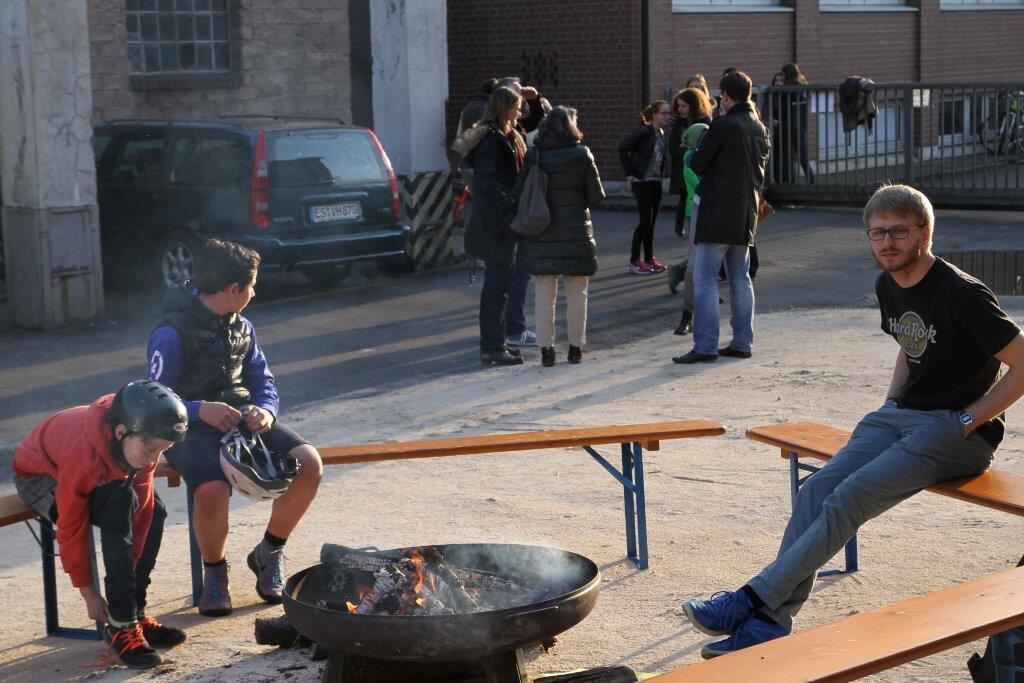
[937,250,1024,295]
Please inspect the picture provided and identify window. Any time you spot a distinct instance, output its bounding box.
[93,134,112,163]
[821,0,913,11]
[941,0,1024,8]
[268,132,387,189]
[108,135,167,187]
[170,136,249,187]
[126,0,231,74]
[672,0,791,12]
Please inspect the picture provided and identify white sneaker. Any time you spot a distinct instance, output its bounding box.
[505,330,537,347]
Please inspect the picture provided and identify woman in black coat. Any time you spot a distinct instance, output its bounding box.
[618,100,672,275]
[455,86,527,366]
[778,63,815,183]
[513,107,605,367]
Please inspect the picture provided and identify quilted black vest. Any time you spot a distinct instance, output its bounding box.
[157,283,253,407]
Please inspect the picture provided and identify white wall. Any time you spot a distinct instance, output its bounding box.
[370,0,449,175]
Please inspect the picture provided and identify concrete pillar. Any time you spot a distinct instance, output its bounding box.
[0,0,103,330]
[370,0,449,175]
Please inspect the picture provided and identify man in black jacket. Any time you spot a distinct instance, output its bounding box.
[673,71,770,365]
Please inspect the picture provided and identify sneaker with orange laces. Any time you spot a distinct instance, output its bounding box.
[103,623,162,669]
[646,258,667,273]
[139,615,187,649]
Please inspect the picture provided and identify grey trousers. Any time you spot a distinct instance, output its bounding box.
[747,401,995,631]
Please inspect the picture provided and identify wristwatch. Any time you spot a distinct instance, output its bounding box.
[958,410,975,435]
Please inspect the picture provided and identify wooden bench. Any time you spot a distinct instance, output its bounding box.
[651,564,1024,682]
[747,421,1024,573]
[5,420,724,636]
[0,462,181,639]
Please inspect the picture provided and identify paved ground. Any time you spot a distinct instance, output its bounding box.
[1,205,1022,464]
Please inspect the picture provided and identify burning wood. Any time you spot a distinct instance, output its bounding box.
[318,544,537,617]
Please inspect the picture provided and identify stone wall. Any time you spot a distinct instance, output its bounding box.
[88,0,353,125]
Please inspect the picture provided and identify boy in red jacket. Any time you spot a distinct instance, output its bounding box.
[12,380,189,669]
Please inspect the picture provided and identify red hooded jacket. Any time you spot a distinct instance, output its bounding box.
[12,395,156,588]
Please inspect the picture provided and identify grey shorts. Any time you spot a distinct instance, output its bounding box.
[14,474,58,522]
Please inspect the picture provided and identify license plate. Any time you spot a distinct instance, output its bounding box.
[310,202,361,224]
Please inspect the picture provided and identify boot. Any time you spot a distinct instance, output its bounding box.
[104,623,162,669]
[248,541,287,604]
[199,562,232,617]
[138,615,187,649]
[541,346,556,367]
[481,350,523,366]
[568,346,582,364]
[674,310,693,336]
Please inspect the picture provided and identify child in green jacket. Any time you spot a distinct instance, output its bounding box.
[668,123,710,337]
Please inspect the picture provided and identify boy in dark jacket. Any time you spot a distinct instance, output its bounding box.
[13,380,189,668]
[147,239,323,617]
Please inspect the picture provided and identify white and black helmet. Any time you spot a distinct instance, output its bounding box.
[219,427,298,501]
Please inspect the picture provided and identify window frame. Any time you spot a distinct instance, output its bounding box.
[127,0,243,92]
[671,0,794,13]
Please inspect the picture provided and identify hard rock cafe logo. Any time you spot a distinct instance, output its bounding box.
[888,311,937,358]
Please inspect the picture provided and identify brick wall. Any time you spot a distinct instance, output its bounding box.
[446,0,641,181]
[88,0,352,124]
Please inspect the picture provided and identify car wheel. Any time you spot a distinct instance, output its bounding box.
[377,252,416,275]
[301,264,353,289]
[157,231,200,288]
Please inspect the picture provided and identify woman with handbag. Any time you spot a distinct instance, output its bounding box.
[513,107,605,367]
[453,86,528,366]
[618,100,671,275]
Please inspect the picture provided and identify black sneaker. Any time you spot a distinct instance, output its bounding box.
[139,615,187,649]
[104,623,162,669]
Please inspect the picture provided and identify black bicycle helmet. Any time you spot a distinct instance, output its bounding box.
[219,426,298,501]
[109,380,189,443]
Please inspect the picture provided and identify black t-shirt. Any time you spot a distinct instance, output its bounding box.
[876,259,1019,443]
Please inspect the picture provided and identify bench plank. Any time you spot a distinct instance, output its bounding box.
[0,494,36,527]
[747,422,1024,517]
[652,565,1024,682]
[319,420,725,466]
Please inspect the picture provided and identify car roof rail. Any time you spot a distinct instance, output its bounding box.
[101,118,249,131]
[220,114,349,126]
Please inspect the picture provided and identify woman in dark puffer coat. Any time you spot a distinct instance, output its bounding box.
[513,106,605,366]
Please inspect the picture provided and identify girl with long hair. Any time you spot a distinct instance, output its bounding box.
[779,62,815,183]
[618,99,672,274]
[513,106,605,366]
[454,86,528,366]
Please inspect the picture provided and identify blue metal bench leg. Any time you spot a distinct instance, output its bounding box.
[632,442,649,570]
[36,519,103,639]
[621,443,637,564]
[186,487,203,607]
[788,452,858,574]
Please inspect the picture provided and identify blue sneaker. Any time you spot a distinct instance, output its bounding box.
[682,589,754,636]
[700,616,790,659]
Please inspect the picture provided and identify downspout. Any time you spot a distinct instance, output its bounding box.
[640,0,650,108]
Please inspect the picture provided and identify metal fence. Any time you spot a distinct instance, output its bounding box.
[758,83,1024,209]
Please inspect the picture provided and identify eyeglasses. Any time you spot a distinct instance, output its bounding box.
[866,225,923,241]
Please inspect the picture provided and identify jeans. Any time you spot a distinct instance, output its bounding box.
[504,249,531,339]
[630,180,662,263]
[92,481,167,623]
[480,258,515,353]
[747,402,994,631]
[680,217,698,312]
[534,275,588,347]
[692,241,754,355]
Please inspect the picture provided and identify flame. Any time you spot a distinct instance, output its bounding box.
[415,597,425,607]
[410,552,426,594]
[345,601,358,613]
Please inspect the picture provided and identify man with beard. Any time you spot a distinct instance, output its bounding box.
[680,184,1024,658]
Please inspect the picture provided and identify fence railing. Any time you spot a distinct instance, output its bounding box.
[757,83,1024,209]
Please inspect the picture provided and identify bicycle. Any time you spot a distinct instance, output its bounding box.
[977,90,1024,157]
